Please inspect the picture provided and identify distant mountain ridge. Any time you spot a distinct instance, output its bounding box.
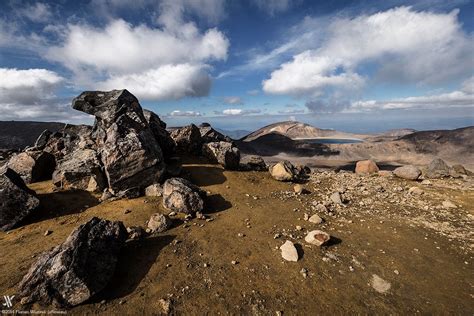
[242,121,369,142]
[0,121,67,150]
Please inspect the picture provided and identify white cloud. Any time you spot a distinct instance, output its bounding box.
[247,89,259,96]
[263,7,473,97]
[252,0,293,15]
[278,109,305,114]
[223,96,243,105]
[168,110,202,117]
[17,2,53,23]
[350,77,474,111]
[215,108,261,116]
[0,68,63,104]
[47,11,229,101]
[0,68,90,123]
[99,64,211,101]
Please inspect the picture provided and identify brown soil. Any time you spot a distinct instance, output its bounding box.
[0,158,473,315]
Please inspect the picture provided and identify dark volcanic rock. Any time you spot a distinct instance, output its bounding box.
[18,217,127,307]
[143,109,176,159]
[7,151,56,183]
[424,158,451,179]
[162,177,205,214]
[170,124,203,155]
[0,168,40,231]
[52,149,106,192]
[199,124,231,143]
[202,141,240,170]
[240,155,268,171]
[72,90,165,195]
[34,130,52,150]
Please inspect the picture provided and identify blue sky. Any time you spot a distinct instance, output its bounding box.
[0,0,473,133]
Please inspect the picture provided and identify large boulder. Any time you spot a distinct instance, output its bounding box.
[34,129,53,150]
[0,168,40,231]
[72,90,166,195]
[162,178,205,214]
[18,217,127,307]
[52,149,106,192]
[393,165,421,180]
[170,124,203,155]
[143,109,176,158]
[7,151,56,183]
[202,141,240,170]
[269,161,299,181]
[240,155,268,171]
[424,158,451,179]
[355,160,379,174]
[199,123,231,143]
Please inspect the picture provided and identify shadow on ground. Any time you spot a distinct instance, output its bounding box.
[335,161,400,172]
[19,189,100,226]
[92,235,176,302]
[206,194,232,214]
[184,165,227,186]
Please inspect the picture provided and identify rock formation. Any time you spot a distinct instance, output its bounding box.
[162,177,206,214]
[170,124,203,155]
[7,151,55,183]
[394,165,421,180]
[269,161,299,181]
[239,155,268,171]
[143,109,176,159]
[52,149,106,192]
[355,160,379,174]
[72,90,166,196]
[18,217,127,307]
[0,168,40,231]
[424,158,451,179]
[202,141,240,170]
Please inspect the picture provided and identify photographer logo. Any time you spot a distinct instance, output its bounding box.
[2,295,14,308]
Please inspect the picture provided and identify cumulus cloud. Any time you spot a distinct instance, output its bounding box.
[99,64,211,101]
[214,108,262,116]
[0,68,90,123]
[223,96,243,105]
[168,110,202,117]
[263,7,473,98]
[47,7,229,101]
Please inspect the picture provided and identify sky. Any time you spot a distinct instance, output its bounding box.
[0,0,473,133]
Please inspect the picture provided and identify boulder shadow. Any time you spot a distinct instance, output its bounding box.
[184,165,227,186]
[20,189,100,226]
[92,234,175,302]
[325,236,342,247]
[294,243,305,260]
[205,193,232,214]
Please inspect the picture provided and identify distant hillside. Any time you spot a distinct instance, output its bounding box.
[242,121,368,142]
[215,128,251,140]
[0,121,66,150]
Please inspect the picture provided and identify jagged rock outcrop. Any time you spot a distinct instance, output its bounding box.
[72,90,166,195]
[269,161,299,181]
[239,155,268,171]
[143,109,176,159]
[202,141,240,170]
[199,123,231,143]
[34,130,52,149]
[52,149,106,192]
[394,165,421,180]
[7,151,55,183]
[162,177,206,214]
[170,124,203,155]
[0,168,40,231]
[18,217,127,307]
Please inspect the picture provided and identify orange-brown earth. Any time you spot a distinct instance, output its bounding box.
[0,157,473,315]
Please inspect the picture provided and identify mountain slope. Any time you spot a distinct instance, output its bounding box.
[0,121,66,150]
[242,121,368,141]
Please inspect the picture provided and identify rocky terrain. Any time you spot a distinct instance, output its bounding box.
[0,90,473,314]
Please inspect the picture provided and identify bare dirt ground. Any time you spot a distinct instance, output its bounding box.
[0,158,473,315]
